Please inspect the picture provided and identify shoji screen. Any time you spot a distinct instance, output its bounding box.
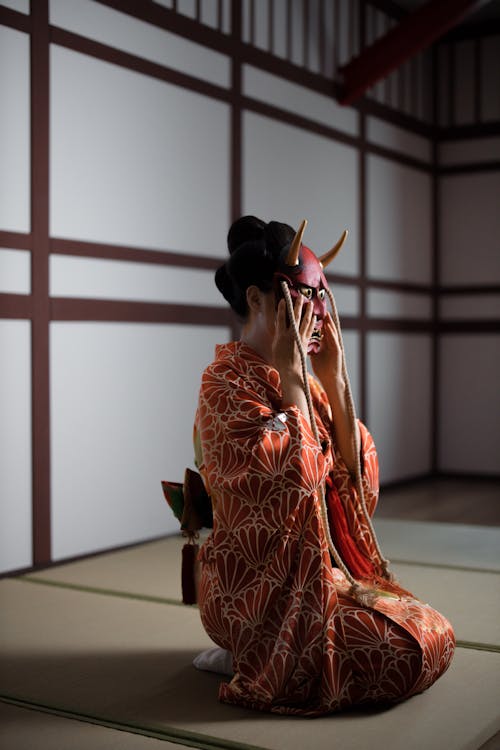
[48,1,232,560]
[366,125,434,484]
[0,15,32,572]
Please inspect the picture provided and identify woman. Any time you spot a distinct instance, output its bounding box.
[193,215,454,715]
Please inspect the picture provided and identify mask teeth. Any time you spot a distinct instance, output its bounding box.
[285,219,307,267]
[319,229,348,269]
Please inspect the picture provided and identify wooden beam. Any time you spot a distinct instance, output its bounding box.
[338,0,487,105]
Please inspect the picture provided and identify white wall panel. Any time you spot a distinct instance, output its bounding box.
[0,249,30,294]
[243,66,358,136]
[0,320,32,573]
[367,333,432,483]
[367,156,432,284]
[0,0,29,11]
[440,295,500,320]
[50,0,230,88]
[367,289,432,320]
[243,112,359,277]
[0,26,30,233]
[367,117,432,163]
[439,335,500,474]
[440,173,500,285]
[50,256,224,306]
[329,283,360,317]
[50,47,230,256]
[50,323,229,560]
[439,137,500,166]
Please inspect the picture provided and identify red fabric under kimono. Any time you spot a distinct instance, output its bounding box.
[194,341,455,715]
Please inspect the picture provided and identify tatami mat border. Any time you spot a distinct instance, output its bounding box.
[0,696,267,750]
[16,576,500,654]
[21,574,187,607]
[453,641,500,654]
[390,559,500,575]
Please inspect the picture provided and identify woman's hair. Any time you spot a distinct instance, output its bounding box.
[215,215,297,319]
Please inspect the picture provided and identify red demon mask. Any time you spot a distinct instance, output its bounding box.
[274,220,348,354]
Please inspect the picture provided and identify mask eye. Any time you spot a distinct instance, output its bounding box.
[299,286,313,300]
[318,289,326,301]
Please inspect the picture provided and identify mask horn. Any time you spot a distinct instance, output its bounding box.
[319,229,348,268]
[285,219,307,267]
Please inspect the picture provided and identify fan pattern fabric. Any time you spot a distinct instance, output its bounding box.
[194,342,455,715]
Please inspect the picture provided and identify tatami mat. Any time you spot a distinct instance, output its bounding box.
[0,701,182,750]
[1,578,499,750]
[26,526,500,649]
[390,563,500,648]
[373,519,500,572]
[28,536,189,604]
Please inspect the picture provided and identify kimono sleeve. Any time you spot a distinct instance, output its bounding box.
[308,378,379,517]
[196,367,330,512]
[331,420,380,518]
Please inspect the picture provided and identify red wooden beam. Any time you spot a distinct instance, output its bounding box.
[338,0,487,105]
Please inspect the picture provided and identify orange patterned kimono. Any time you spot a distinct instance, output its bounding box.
[194,341,455,715]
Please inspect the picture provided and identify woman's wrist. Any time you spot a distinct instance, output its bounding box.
[321,373,346,394]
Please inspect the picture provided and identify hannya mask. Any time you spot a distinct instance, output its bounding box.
[274,220,348,354]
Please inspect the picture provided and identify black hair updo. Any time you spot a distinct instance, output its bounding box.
[215,215,296,319]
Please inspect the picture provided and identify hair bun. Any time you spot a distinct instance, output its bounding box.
[215,263,234,303]
[227,215,266,255]
[217,215,296,319]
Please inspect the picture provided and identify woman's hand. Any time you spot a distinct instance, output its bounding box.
[311,312,360,473]
[272,295,315,379]
[310,312,344,387]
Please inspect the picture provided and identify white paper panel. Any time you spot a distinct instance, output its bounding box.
[50,256,224,306]
[367,289,432,320]
[329,283,360,317]
[439,335,500,474]
[0,0,29,11]
[367,117,432,163]
[440,295,500,320]
[50,46,230,256]
[367,333,432,483]
[439,137,500,166]
[0,320,32,573]
[440,173,500,285]
[0,26,30,233]
[50,0,230,87]
[0,249,30,295]
[50,323,230,560]
[243,66,358,136]
[243,112,359,276]
[367,155,432,284]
